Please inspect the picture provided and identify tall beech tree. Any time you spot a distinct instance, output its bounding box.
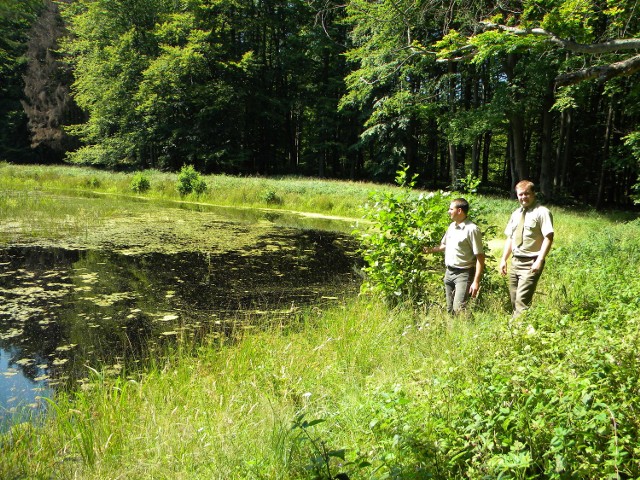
[58,0,357,176]
[342,0,640,202]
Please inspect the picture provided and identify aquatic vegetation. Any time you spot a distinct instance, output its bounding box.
[0,190,361,429]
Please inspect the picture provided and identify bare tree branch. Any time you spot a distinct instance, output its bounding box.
[480,21,640,53]
[555,53,640,87]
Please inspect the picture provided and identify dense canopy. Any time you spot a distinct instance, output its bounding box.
[2,0,639,205]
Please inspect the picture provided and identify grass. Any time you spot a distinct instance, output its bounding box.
[1,163,639,479]
[0,162,392,220]
[2,298,501,479]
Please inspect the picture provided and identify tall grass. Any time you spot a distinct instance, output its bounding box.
[1,164,639,478]
[0,162,393,219]
[1,297,504,479]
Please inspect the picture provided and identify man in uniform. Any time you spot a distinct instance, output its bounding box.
[499,180,554,317]
[425,198,485,314]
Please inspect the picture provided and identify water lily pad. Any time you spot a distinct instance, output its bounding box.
[15,358,34,366]
[55,344,77,352]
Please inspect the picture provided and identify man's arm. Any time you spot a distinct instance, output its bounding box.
[499,238,512,276]
[531,233,554,273]
[469,253,485,297]
[424,244,445,254]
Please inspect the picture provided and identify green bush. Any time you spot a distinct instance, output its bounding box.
[355,165,496,307]
[130,172,151,193]
[176,165,207,196]
[262,189,283,205]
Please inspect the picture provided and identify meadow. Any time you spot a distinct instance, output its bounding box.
[1,163,639,479]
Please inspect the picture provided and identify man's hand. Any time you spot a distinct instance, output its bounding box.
[531,258,543,273]
[499,259,508,276]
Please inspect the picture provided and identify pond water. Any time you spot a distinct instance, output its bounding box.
[0,195,362,428]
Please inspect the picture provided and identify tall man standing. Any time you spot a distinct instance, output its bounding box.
[425,198,485,314]
[499,180,554,317]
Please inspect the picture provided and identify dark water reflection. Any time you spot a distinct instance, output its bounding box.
[0,229,361,427]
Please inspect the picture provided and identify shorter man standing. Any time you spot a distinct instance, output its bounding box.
[425,198,485,314]
[499,180,554,317]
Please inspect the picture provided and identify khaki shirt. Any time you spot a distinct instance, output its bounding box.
[442,219,484,269]
[505,203,554,258]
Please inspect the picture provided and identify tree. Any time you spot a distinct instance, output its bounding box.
[435,0,640,199]
[59,0,357,176]
[341,0,640,203]
[0,0,42,162]
[22,0,81,159]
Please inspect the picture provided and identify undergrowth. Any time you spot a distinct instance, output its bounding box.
[1,166,639,479]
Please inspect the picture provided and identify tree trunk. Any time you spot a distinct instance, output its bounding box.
[482,131,492,184]
[596,102,614,209]
[504,53,529,182]
[509,113,528,181]
[539,82,554,198]
[471,135,480,178]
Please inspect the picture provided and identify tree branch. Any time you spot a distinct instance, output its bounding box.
[555,53,640,87]
[480,21,640,53]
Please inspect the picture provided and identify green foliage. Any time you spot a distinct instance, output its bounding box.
[432,221,640,478]
[130,172,151,193]
[355,165,450,306]
[623,132,640,195]
[456,172,482,194]
[356,165,498,307]
[262,189,283,206]
[291,414,371,479]
[176,164,207,196]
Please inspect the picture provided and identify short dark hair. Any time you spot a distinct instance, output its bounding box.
[452,198,469,214]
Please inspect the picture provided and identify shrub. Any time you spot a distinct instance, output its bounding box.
[176,165,207,196]
[130,172,150,193]
[262,189,282,205]
[354,165,496,307]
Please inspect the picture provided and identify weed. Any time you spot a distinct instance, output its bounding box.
[130,172,151,193]
[291,414,371,479]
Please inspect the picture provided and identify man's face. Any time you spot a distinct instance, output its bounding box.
[448,203,464,222]
[516,187,535,208]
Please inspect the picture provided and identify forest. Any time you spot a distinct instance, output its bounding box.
[1,0,640,206]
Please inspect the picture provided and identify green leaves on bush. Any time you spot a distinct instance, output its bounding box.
[355,165,495,307]
[354,166,449,306]
[130,172,151,193]
[262,189,283,205]
[176,165,207,196]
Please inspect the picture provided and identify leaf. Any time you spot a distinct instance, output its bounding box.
[328,449,347,460]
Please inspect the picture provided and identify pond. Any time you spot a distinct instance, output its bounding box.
[0,192,363,428]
